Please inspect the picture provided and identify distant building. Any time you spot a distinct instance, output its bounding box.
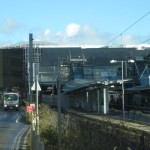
[0,42,150,92]
[0,48,23,91]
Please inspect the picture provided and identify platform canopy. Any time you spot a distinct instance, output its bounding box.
[62,78,134,94]
[62,79,97,94]
[126,85,150,92]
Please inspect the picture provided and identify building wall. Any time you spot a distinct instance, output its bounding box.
[3,48,24,90]
[40,47,148,66]
[1,46,150,91]
[39,47,149,82]
[0,50,3,89]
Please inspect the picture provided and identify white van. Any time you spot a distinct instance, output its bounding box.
[3,92,19,111]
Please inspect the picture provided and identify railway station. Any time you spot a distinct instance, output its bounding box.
[1,1,150,149]
[0,34,150,115]
[0,34,150,149]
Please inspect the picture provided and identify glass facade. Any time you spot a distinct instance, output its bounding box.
[84,65,93,79]
[39,65,121,83]
[93,66,118,81]
[72,63,84,79]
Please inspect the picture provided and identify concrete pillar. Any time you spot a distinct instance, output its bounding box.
[86,91,89,102]
[52,84,54,106]
[97,89,101,113]
[86,91,88,110]
[103,87,109,114]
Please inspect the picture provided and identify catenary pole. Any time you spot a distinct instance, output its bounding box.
[29,33,33,103]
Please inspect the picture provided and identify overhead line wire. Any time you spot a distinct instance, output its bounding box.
[141,38,150,44]
[105,10,150,46]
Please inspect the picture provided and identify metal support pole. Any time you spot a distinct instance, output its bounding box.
[35,135,40,150]
[52,84,54,104]
[97,89,100,113]
[27,62,30,102]
[35,74,39,135]
[32,130,35,150]
[57,77,62,146]
[39,140,44,150]
[34,64,40,150]
[110,59,134,117]
[122,61,125,117]
[86,91,89,111]
[29,33,33,103]
[103,87,109,114]
[33,63,39,135]
[125,59,128,77]
[86,91,89,102]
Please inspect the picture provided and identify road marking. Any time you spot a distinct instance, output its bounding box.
[16,115,22,123]
[11,125,29,150]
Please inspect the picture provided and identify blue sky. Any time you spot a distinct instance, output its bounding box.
[0,0,150,46]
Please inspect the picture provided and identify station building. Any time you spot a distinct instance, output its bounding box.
[0,42,150,113]
[0,43,149,88]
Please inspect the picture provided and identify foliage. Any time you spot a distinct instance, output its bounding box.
[38,104,58,146]
[21,101,32,124]
[23,103,150,150]
[36,104,85,149]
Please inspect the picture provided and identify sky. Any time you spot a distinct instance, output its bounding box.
[0,0,150,46]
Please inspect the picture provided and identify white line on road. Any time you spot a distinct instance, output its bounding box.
[11,125,29,150]
[16,115,22,123]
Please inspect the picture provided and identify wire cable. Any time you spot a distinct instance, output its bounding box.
[106,10,150,46]
[141,38,150,44]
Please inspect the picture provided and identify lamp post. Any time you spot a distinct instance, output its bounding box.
[110,59,134,117]
[57,61,62,147]
[57,76,62,146]
[121,61,125,117]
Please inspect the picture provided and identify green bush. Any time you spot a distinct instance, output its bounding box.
[38,104,58,146]
[21,101,32,124]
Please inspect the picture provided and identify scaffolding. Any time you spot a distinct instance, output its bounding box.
[23,44,42,93]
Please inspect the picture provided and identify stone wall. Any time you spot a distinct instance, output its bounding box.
[62,111,150,150]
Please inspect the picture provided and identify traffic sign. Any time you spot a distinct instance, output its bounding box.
[26,106,34,112]
[30,103,35,109]
[31,81,41,91]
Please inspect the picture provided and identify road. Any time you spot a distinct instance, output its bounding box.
[0,107,29,150]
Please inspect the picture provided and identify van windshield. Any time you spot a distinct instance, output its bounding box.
[4,94,18,101]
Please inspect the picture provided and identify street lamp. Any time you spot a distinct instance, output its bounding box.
[110,59,135,117]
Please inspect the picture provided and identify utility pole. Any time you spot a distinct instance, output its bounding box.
[110,59,135,117]
[121,61,125,117]
[29,33,33,103]
[57,76,62,147]
[57,59,62,147]
[34,63,40,135]
[32,63,41,150]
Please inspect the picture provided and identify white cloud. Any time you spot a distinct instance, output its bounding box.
[44,29,51,37]
[107,34,142,46]
[65,23,80,38]
[0,17,149,46]
[26,23,148,46]
[122,35,140,45]
[0,17,23,34]
[82,24,98,37]
[0,19,145,46]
